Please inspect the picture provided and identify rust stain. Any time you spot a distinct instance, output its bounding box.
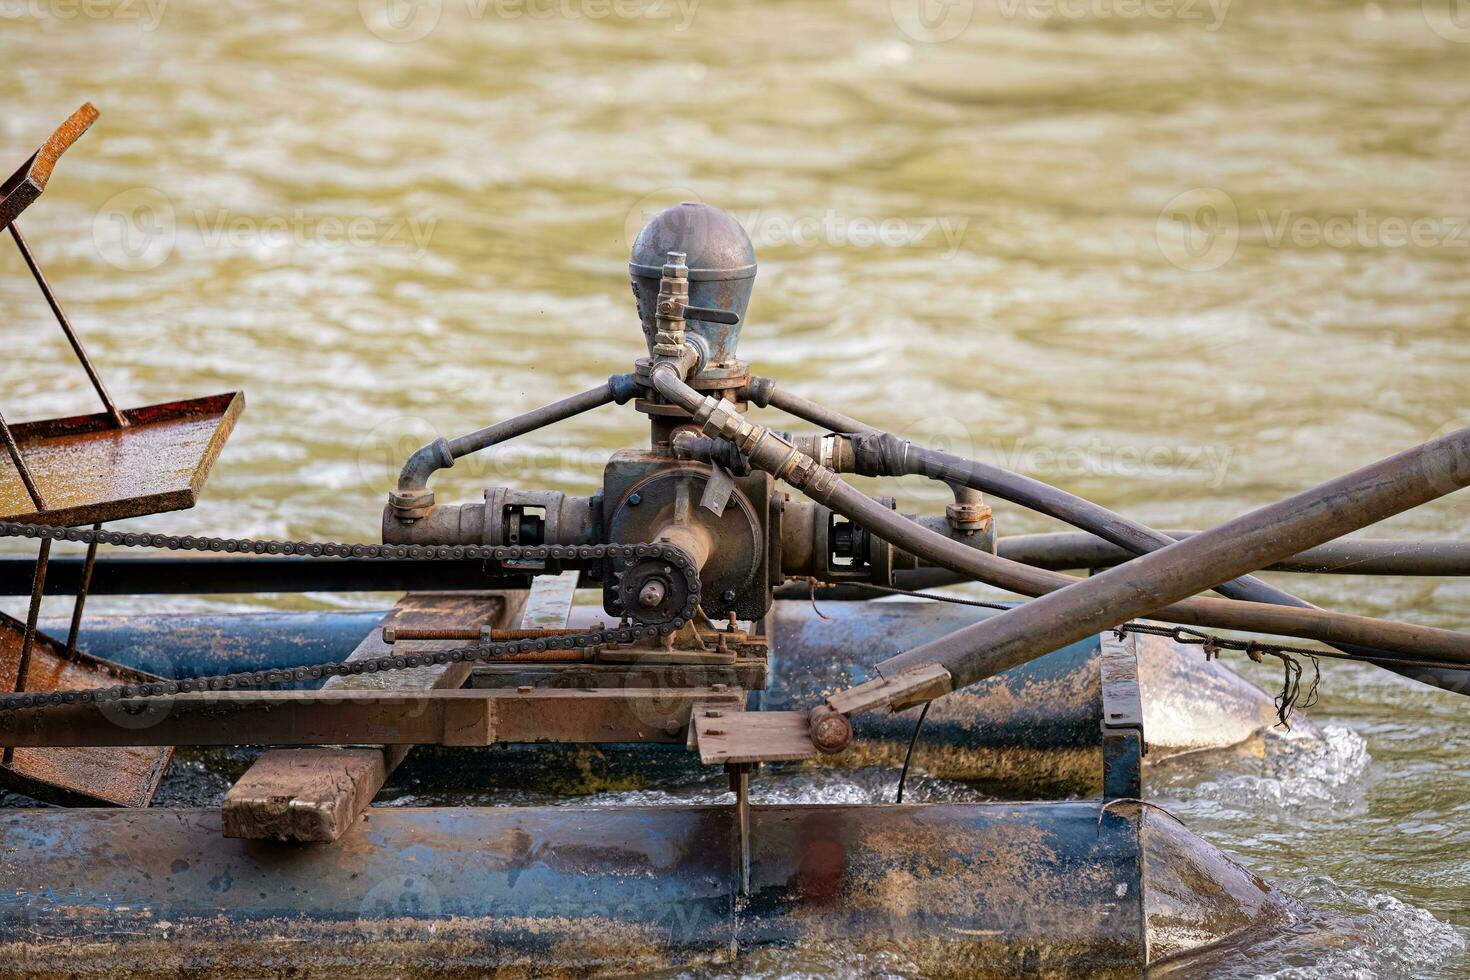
[0,392,242,525]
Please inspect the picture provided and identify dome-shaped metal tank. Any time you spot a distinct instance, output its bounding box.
[629,202,756,378]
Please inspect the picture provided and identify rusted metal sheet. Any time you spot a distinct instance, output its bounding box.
[769,600,1106,796]
[0,611,168,807]
[26,604,1305,795]
[0,393,244,525]
[0,104,97,233]
[223,591,520,842]
[0,802,1170,975]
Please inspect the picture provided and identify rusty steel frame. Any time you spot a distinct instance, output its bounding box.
[0,686,746,749]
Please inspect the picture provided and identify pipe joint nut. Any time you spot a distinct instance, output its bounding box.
[946,501,993,533]
[389,488,436,521]
[809,705,853,754]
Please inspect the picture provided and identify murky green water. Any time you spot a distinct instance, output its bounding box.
[1,0,1467,974]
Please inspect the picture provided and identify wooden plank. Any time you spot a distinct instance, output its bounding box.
[693,710,815,765]
[0,687,744,748]
[215,748,385,842]
[222,591,519,842]
[823,663,952,716]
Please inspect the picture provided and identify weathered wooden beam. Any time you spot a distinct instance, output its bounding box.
[221,591,520,841]
[0,687,745,749]
[692,709,812,765]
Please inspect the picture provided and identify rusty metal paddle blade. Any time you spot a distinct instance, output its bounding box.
[0,392,244,525]
[0,610,170,806]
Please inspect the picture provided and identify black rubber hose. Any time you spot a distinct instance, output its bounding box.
[655,365,1470,667]
[757,381,1470,693]
[877,426,1470,694]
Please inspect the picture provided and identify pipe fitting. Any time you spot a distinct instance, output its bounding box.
[946,484,992,534]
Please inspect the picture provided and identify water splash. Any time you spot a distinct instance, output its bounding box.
[1156,724,1371,817]
[1240,879,1468,980]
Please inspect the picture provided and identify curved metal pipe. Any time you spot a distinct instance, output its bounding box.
[998,531,1470,576]
[666,366,1470,667]
[756,381,1282,599]
[394,374,637,499]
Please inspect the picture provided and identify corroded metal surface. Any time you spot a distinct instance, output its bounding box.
[769,600,1104,796]
[223,591,520,842]
[0,802,1163,976]
[0,104,98,232]
[1139,804,1299,965]
[0,612,168,807]
[25,603,1310,797]
[0,393,243,526]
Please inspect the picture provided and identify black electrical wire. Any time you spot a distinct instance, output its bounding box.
[896,700,931,804]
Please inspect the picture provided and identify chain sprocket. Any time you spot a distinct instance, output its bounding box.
[0,521,700,713]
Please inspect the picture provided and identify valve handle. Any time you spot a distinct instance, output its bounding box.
[682,305,740,325]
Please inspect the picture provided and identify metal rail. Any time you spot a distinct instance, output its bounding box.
[995,531,1470,576]
[876,425,1470,696]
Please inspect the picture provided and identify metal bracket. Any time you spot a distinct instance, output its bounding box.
[726,761,754,897]
[1099,630,1146,800]
[699,460,736,516]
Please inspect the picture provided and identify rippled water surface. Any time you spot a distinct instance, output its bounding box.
[1,0,1467,975]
